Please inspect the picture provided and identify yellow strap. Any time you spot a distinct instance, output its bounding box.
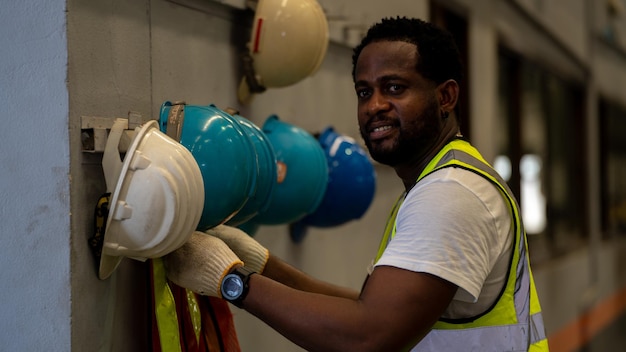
[152,258,183,352]
[375,192,405,262]
[186,289,202,344]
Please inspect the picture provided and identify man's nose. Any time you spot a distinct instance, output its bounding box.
[367,91,390,116]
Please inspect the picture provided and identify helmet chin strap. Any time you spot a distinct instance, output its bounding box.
[89,193,111,267]
[241,52,267,94]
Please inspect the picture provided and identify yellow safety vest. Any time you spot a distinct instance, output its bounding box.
[375,139,549,351]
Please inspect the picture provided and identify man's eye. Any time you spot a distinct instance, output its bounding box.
[356,89,371,99]
[388,84,404,94]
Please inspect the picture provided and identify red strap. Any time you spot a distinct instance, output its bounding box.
[149,261,164,352]
[197,296,242,352]
[207,297,241,351]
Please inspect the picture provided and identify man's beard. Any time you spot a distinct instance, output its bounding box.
[361,101,442,167]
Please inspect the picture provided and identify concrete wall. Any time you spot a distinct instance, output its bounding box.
[0,0,71,350]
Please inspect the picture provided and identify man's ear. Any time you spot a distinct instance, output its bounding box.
[437,79,459,111]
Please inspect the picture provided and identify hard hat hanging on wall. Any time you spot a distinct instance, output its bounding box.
[290,127,377,242]
[159,101,259,230]
[225,112,278,227]
[238,0,329,104]
[251,114,329,225]
[90,118,204,280]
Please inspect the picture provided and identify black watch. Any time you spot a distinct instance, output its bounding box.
[220,266,255,308]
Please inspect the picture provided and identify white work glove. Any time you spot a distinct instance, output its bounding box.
[205,225,269,274]
[164,231,243,297]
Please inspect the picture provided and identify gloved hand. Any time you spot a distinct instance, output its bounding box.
[164,231,243,297]
[205,225,269,274]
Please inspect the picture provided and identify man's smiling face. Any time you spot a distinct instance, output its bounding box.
[354,40,443,167]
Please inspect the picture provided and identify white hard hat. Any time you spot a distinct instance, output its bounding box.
[238,0,329,103]
[98,119,204,280]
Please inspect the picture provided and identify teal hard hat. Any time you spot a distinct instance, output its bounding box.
[159,101,258,230]
[226,114,278,226]
[290,126,376,242]
[252,115,328,225]
[236,219,261,237]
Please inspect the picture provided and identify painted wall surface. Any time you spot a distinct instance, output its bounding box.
[466,0,499,163]
[0,0,71,350]
[68,0,153,350]
[514,0,589,62]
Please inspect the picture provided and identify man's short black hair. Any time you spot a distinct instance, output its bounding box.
[352,17,463,86]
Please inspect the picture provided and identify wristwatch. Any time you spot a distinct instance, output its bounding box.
[220,266,255,308]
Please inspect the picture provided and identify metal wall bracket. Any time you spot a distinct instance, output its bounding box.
[81,111,143,153]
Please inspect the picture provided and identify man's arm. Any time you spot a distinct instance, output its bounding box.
[242,264,457,352]
[166,227,457,351]
[261,254,361,299]
[206,225,360,299]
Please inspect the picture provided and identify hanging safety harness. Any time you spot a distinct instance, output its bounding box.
[149,258,242,352]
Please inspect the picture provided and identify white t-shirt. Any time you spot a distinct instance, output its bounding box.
[374,167,513,318]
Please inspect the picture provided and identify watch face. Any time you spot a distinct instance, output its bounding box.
[222,274,244,300]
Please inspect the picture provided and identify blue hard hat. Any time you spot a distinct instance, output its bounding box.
[159,101,257,230]
[226,115,277,226]
[252,115,328,225]
[290,126,376,242]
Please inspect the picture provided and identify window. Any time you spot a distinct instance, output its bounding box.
[600,99,626,236]
[496,49,587,263]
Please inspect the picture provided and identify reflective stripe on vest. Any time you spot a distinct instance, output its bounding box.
[376,139,549,351]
